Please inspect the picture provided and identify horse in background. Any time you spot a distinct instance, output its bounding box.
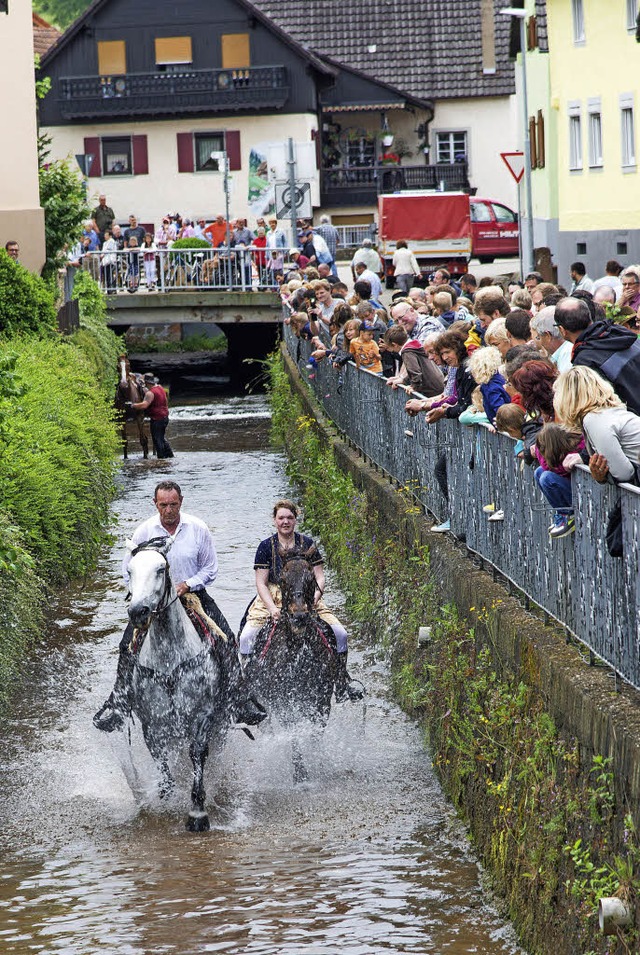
[115,355,149,459]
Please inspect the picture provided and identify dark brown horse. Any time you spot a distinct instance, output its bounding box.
[115,355,149,459]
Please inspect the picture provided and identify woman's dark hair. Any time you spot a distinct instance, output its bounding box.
[433,331,467,363]
[396,240,408,249]
[510,359,558,416]
[535,423,583,468]
[331,302,353,327]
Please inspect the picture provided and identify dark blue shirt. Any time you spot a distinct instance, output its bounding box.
[254,533,323,584]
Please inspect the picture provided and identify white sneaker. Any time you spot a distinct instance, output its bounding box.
[430,519,451,533]
[488,509,504,522]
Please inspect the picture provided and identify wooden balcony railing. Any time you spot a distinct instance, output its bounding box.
[58,66,289,119]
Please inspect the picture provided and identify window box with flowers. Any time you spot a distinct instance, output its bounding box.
[380,152,401,165]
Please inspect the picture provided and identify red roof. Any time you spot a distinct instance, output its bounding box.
[33,12,61,58]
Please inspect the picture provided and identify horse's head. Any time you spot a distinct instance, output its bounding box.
[278,545,318,625]
[127,538,173,629]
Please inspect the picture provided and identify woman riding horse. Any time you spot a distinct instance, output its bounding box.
[239,499,363,703]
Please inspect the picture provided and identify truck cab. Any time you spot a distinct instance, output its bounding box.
[470,198,519,263]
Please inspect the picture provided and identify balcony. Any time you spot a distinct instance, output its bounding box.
[58,66,289,119]
[320,162,472,206]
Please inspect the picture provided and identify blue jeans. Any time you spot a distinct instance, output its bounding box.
[534,467,573,513]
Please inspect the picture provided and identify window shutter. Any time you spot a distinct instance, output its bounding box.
[84,136,102,177]
[176,132,194,173]
[132,135,148,175]
[537,110,546,168]
[225,130,241,170]
[529,117,538,168]
[527,16,538,50]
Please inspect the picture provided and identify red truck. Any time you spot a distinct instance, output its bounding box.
[377,192,519,286]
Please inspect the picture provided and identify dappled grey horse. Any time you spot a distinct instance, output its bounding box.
[125,540,229,831]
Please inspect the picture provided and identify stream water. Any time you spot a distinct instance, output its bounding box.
[0,390,523,955]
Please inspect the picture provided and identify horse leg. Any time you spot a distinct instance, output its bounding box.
[138,415,149,459]
[291,737,309,785]
[187,740,210,832]
[142,725,174,798]
[121,420,128,460]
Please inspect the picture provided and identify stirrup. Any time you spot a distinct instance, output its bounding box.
[93,695,127,733]
[335,680,365,703]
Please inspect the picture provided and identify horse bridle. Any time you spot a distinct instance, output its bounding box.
[130,540,181,621]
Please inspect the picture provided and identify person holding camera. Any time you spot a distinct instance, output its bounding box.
[306,280,339,346]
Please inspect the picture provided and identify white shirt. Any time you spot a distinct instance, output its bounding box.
[123,511,218,591]
[358,267,382,300]
[549,339,573,373]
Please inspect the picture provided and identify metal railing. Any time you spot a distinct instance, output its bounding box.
[58,66,289,118]
[284,325,640,691]
[82,247,287,293]
[334,225,375,248]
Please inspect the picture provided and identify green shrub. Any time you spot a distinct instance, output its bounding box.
[170,237,212,250]
[70,270,121,393]
[0,512,43,707]
[0,250,57,337]
[0,337,119,582]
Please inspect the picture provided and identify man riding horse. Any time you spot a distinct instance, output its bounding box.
[94,480,266,732]
[239,499,363,703]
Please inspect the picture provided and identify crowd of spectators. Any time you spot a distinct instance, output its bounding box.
[69,195,343,294]
[283,256,640,543]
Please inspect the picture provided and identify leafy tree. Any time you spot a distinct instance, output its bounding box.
[39,155,90,277]
[33,0,91,30]
[0,251,57,337]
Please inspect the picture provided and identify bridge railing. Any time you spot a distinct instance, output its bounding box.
[284,324,640,691]
[81,247,292,294]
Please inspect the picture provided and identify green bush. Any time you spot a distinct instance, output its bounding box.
[170,237,212,250]
[0,250,57,337]
[70,270,121,394]
[0,337,120,582]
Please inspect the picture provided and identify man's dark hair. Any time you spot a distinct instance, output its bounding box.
[355,261,366,271]
[505,309,531,341]
[554,297,592,332]
[332,282,348,297]
[461,273,477,287]
[570,261,586,277]
[525,271,543,284]
[154,480,183,499]
[354,280,372,299]
[5,240,18,250]
[571,289,597,322]
[543,292,563,307]
[606,259,623,276]
[435,266,450,281]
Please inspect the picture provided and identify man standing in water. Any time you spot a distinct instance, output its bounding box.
[93,480,266,732]
[238,499,363,702]
[129,373,173,459]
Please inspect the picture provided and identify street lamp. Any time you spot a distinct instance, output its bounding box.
[500,7,535,276]
[210,148,232,290]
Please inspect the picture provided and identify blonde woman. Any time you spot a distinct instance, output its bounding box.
[553,366,640,484]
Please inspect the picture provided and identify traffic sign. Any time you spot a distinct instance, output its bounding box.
[275,181,312,219]
[500,151,525,184]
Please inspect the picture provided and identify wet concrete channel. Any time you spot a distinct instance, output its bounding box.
[0,387,524,955]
